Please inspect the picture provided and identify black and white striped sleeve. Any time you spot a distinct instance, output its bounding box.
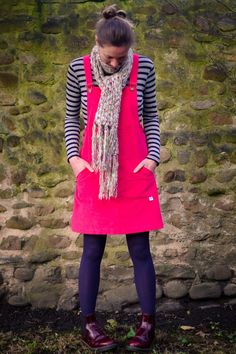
[64,62,81,162]
[142,61,161,165]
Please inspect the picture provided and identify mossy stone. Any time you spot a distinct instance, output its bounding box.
[0,188,17,199]
[161,3,178,15]
[39,218,69,229]
[0,52,14,65]
[8,295,29,307]
[216,168,236,183]
[0,236,24,250]
[37,164,53,176]
[28,250,59,264]
[207,187,226,196]
[0,39,8,49]
[25,282,63,309]
[0,163,5,182]
[64,34,90,52]
[189,171,207,184]
[193,33,216,43]
[203,64,227,82]
[41,17,64,34]
[173,132,189,146]
[156,264,195,279]
[2,116,16,131]
[27,89,47,105]
[0,72,18,88]
[190,100,216,110]
[6,135,21,147]
[11,169,27,185]
[40,174,67,188]
[6,216,34,230]
[18,31,45,44]
[8,107,20,117]
[0,204,7,212]
[0,92,16,105]
[217,17,236,32]
[0,14,33,33]
[12,201,33,209]
[164,170,186,182]
[194,16,210,33]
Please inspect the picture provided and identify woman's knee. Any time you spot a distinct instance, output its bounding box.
[82,234,107,262]
[126,234,152,262]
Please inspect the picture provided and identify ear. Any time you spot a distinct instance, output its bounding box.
[95,35,99,45]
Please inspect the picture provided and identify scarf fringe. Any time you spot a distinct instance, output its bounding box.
[92,123,119,199]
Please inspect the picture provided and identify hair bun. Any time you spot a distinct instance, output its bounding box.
[102,6,117,19]
[116,10,127,19]
[102,5,127,20]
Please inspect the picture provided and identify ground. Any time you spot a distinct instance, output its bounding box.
[0,298,236,354]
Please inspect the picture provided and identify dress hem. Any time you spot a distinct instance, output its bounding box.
[70,223,164,235]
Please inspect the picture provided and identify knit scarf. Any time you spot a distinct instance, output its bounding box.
[90,45,133,200]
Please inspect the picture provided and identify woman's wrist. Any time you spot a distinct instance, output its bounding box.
[69,156,80,167]
[146,157,159,167]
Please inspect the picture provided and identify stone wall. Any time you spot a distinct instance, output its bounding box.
[0,0,235,311]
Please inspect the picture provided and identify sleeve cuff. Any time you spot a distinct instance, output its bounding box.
[146,156,160,166]
[67,154,80,163]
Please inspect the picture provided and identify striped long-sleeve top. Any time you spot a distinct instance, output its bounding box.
[64,54,161,164]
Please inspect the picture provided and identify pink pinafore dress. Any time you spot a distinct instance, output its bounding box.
[71,54,164,235]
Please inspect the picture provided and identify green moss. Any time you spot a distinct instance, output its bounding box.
[104,245,132,267]
[31,229,59,253]
[0,0,234,196]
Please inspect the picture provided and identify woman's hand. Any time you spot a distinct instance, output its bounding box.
[69,156,94,178]
[133,158,158,173]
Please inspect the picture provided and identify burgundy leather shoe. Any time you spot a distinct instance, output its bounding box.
[81,313,118,352]
[126,313,156,351]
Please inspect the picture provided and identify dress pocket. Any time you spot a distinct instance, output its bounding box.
[118,167,157,199]
[142,166,155,175]
[76,168,89,181]
[76,170,99,201]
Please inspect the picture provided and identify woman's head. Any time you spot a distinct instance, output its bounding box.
[95,4,135,48]
[95,4,134,69]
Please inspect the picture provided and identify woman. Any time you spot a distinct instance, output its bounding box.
[64,4,164,352]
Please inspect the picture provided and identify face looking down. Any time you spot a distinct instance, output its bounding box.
[97,43,130,71]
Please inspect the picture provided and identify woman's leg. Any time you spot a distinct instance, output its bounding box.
[79,234,117,350]
[125,232,156,350]
[126,231,156,315]
[78,233,107,316]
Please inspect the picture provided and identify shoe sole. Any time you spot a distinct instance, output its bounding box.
[81,338,118,352]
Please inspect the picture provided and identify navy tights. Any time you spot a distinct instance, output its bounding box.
[78,232,156,316]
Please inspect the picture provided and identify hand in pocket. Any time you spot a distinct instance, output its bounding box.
[133,158,158,174]
[69,156,94,178]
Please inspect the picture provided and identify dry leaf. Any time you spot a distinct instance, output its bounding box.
[180,325,195,330]
[195,330,209,338]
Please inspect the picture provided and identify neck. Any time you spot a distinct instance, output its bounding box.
[100,60,121,75]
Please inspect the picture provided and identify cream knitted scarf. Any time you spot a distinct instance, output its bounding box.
[90,45,133,200]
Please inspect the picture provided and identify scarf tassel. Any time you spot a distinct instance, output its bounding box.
[92,124,119,199]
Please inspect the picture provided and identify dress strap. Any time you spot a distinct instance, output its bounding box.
[129,54,139,91]
[83,53,139,92]
[83,55,93,93]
